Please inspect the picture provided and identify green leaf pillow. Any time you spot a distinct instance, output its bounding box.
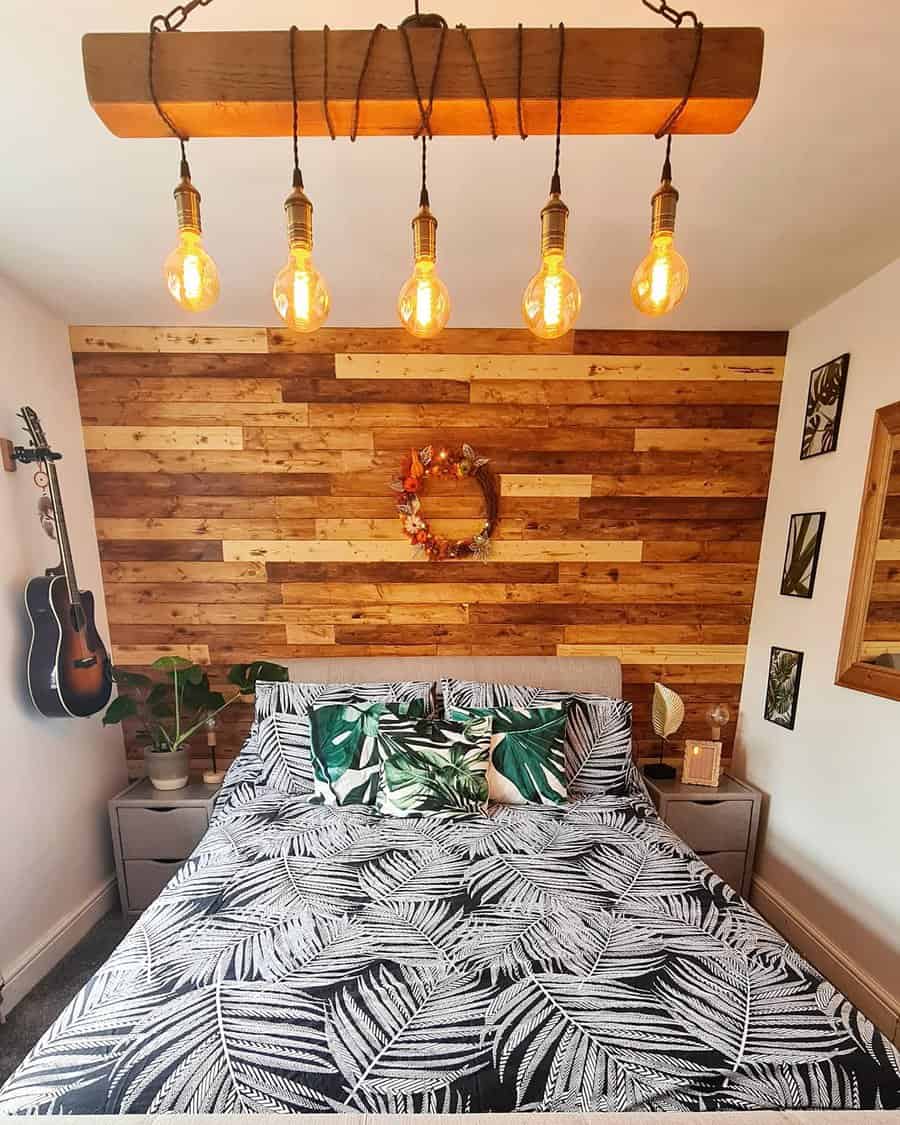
[450,704,568,806]
[309,698,427,806]
[376,713,493,818]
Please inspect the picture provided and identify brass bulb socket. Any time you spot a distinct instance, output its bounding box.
[412,205,437,263]
[650,179,679,239]
[540,192,569,257]
[174,175,202,236]
[285,184,313,252]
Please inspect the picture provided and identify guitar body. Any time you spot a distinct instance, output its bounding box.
[25,574,112,718]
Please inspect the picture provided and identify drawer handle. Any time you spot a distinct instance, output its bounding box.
[143,807,181,814]
[689,799,725,807]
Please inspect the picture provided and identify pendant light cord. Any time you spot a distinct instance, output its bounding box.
[321,26,336,140]
[456,25,497,140]
[148,19,189,171]
[289,25,303,189]
[550,22,565,195]
[420,136,429,208]
[516,24,529,140]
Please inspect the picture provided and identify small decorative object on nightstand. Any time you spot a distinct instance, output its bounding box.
[645,682,683,780]
[644,773,762,896]
[108,778,219,916]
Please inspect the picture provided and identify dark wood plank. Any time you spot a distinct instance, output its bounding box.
[98,540,224,562]
[572,330,789,356]
[265,562,561,584]
[89,472,331,497]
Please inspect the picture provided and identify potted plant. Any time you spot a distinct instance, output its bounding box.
[103,656,241,790]
[227,660,289,703]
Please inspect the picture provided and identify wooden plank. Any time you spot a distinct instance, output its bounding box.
[69,326,266,353]
[270,327,572,355]
[95,518,315,540]
[72,351,333,378]
[111,643,210,665]
[501,475,593,497]
[242,427,374,452]
[82,426,244,451]
[557,644,747,664]
[223,539,643,564]
[513,519,764,542]
[98,540,223,562]
[314,518,526,540]
[105,582,282,605]
[102,562,268,583]
[634,428,774,452]
[279,581,752,605]
[82,403,312,427]
[373,428,635,454]
[572,330,788,356]
[90,471,331,497]
[93,495,278,518]
[641,541,761,562]
[82,27,763,138]
[469,602,751,625]
[591,474,769,498]
[85,450,369,474]
[876,540,900,560]
[77,376,283,403]
[335,354,784,383]
[471,380,784,406]
[563,624,748,644]
[273,562,560,585]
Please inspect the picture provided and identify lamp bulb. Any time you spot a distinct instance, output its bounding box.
[163,229,219,313]
[522,251,581,340]
[631,233,689,317]
[273,246,330,333]
[398,259,450,339]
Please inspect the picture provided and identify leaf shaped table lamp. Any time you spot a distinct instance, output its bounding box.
[645,682,685,780]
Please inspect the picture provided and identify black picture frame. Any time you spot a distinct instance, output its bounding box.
[800,353,849,459]
[764,646,804,730]
[780,511,826,598]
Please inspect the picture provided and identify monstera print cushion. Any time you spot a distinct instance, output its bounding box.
[449,704,567,806]
[309,698,428,806]
[443,679,633,798]
[255,680,436,795]
[376,712,493,818]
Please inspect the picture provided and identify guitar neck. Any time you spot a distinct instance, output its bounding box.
[45,461,81,607]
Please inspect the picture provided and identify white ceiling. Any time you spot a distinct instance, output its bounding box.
[1,1,899,331]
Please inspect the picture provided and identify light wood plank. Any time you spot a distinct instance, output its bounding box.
[557,643,748,663]
[243,428,374,452]
[83,27,763,139]
[591,474,769,498]
[111,643,210,665]
[876,540,900,560]
[70,326,267,353]
[336,353,784,382]
[223,539,642,564]
[314,518,525,540]
[634,428,775,452]
[77,376,283,403]
[83,426,243,451]
[501,475,593,497]
[81,402,311,427]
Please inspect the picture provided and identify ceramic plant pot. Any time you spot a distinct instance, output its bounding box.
[144,746,189,791]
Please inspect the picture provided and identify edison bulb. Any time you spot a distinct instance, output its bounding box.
[522,251,581,340]
[398,259,450,339]
[631,233,689,317]
[273,246,330,332]
[163,230,219,312]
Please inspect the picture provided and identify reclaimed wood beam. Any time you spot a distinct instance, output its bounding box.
[82,26,763,139]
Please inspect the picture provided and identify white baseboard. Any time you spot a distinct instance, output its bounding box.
[751,874,900,1043]
[1,876,118,1019]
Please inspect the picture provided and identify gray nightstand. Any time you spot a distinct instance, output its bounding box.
[108,779,220,917]
[643,773,762,897]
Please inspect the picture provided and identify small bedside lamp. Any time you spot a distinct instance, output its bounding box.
[681,703,730,787]
[203,716,225,786]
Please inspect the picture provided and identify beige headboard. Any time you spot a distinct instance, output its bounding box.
[284,655,622,698]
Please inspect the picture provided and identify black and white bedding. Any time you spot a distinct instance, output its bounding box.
[1,773,898,1113]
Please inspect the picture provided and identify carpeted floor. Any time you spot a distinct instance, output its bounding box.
[0,911,131,1088]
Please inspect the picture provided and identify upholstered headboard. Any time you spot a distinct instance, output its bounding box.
[284,655,622,698]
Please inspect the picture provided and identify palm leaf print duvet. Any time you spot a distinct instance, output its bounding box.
[1,772,898,1113]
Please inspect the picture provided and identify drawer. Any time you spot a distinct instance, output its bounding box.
[665,798,752,853]
[699,850,746,893]
[125,859,184,910]
[118,805,207,860]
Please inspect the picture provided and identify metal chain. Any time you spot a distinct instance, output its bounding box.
[150,0,215,33]
[641,0,699,28]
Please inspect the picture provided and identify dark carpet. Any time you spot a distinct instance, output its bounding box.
[0,911,131,1087]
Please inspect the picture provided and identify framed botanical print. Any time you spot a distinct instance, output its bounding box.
[801,353,849,459]
[764,646,804,730]
[780,511,826,598]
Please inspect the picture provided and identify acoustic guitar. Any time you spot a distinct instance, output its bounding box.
[19,406,112,718]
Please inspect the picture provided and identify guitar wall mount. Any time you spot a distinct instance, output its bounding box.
[1,439,62,473]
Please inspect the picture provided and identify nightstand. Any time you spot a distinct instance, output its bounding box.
[643,773,762,897]
[108,779,219,917]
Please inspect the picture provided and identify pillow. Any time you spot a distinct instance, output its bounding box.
[442,679,633,798]
[309,698,427,806]
[449,704,567,806]
[255,680,436,795]
[376,713,493,818]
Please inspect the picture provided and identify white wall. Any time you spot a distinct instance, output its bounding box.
[0,276,126,1012]
[736,255,900,1004]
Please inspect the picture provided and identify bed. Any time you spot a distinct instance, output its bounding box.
[1,656,898,1115]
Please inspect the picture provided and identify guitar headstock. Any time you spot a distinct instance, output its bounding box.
[19,406,49,451]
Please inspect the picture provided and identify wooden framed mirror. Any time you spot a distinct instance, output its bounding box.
[836,400,900,700]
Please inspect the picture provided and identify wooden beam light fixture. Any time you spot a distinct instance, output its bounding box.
[91,0,763,330]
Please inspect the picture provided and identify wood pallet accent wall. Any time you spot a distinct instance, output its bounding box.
[71,325,787,772]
